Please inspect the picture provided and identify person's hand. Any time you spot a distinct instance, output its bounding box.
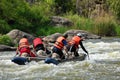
[65,53,69,59]
[81,37,85,41]
[16,52,18,55]
[26,57,31,61]
[68,51,72,55]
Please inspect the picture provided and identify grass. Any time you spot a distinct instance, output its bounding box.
[35,14,120,37]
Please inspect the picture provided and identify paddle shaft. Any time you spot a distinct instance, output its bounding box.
[27,57,46,61]
[87,52,90,60]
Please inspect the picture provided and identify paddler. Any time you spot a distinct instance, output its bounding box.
[16,35,36,58]
[67,33,88,58]
[51,34,69,60]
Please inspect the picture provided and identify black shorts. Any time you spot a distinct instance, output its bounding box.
[52,46,65,59]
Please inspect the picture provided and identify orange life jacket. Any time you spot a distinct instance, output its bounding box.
[54,36,65,49]
[18,38,29,49]
[69,36,81,48]
[33,38,43,48]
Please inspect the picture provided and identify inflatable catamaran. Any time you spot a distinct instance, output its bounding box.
[11,53,86,65]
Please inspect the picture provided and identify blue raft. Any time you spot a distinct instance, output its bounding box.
[11,57,46,65]
[45,53,86,65]
[44,57,59,65]
[12,57,29,65]
[12,54,86,65]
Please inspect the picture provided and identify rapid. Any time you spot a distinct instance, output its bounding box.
[0,38,120,80]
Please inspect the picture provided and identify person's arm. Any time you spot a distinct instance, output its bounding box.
[62,40,69,55]
[15,46,20,57]
[79,41,88,53]
[62,40,67,46]
[79,41,90,59]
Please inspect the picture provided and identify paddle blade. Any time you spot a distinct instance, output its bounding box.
[11,57,29,65]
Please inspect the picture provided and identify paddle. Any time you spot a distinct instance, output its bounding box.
[27,56,46,61]
[86,52,90,60]
[66,45,74,59]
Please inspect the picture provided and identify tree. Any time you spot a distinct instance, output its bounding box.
[54,0,76,15]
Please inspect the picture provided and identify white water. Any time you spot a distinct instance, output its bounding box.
[0,38,120,80]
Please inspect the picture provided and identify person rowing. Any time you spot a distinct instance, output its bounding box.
[67,33,89,59]
[33,37,51,57]
[51,34,69,61]
[12,34,37,65]
[16,35,37,58]
[12,35,48,65]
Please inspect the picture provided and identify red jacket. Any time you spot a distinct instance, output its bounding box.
[33,38,43,48]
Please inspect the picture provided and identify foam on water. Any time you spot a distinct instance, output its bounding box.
[1,39,120,80]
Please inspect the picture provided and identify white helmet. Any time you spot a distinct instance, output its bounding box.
[77,33,82,37]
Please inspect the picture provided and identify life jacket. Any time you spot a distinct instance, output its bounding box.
[69,36,81,48]
[54,36,65,49]
[18,38,36,57]
[19,47,36,57]
[18,38,29,49]
[33,38,43,48]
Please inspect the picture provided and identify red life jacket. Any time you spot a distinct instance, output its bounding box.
[18,38,36,57]
[54,36,65,49]
[33,38,43,48]
[69,36,81,48]
[19,47,36,57]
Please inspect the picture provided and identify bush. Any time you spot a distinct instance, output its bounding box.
[94,14,117,36]
[107,0,120,19]
[64,13,94,32]
[0,35,14,46]
[0,20,11,34]
[0,0,54,34]
[36,26,68,36]
[115,24,120,36]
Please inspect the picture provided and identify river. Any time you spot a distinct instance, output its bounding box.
[0,38,120,80]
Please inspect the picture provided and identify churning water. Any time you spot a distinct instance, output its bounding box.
[0,38,120,80]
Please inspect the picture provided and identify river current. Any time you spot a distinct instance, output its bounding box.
[0,38,120,80]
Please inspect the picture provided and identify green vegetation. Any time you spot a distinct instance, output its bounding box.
[36,26,69,36]
[0,35,14,46]
[0,0,53,34]
[93,14,117,36]
[0,0,120,37]
[65,14,94,32]
[107,0,120,19]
